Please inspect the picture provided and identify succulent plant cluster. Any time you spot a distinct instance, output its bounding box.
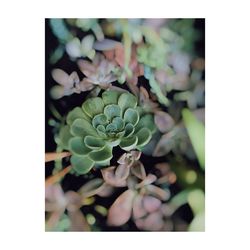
[58,90,156,174]
[46,18,205,232]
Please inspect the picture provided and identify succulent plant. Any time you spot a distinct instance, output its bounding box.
[58,90,156,175]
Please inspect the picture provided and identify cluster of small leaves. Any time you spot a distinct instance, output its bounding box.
[58,90,156,174]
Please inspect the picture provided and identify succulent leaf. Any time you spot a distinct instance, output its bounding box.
[58,90,156,175]
[70,155,94,174]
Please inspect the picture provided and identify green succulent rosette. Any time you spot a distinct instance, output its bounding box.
[58,90,156,175]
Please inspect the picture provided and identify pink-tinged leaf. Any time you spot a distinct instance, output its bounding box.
[68,210,90,231]
[131,151,142,161]
[68,71,80,86]
[45,152,71,163]
[101,167,127,187]
[143,196,162,213]
[107,190,136,226]
[139,211,164,231]
[136,174,157,189]
[96,183,114,197]
[65,191,82,212]
[117,153,128,165]
[46,210,65,230]
[153,131,176,157]
[77,59,96,77]
[115,164,130,180]
[132,194,147,220]
[131,161,146,180]
[154,111,175,133]
[77,78,94,92]
[146,184,170,201]
[51,69,70,86]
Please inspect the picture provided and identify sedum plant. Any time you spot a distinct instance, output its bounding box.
[58,90,156,175]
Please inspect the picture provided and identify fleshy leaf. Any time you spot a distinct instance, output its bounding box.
[119,136,138,151]
[51,69,70,86]
[107,190,136,226]
[82,97,104,117]
[104,104,121,120]
[136,128,152,148]
[102,90,120,105]
[67,107,90,125]
[92,114,108,128]
[182,109,205,170]
[70,155,94,174]
[124,123,135,137]
[123,108,139,126]
[135,114,156,133]
[84,135,106,149]
[112,117,124,131]
[96,125,107,138]
[106,123,118,133]
[71,118,98,137]
[118,92,137,112]
[59,125,72,149]
[88,145,113,163]
[154,111,175,133]
[69,137,91,155]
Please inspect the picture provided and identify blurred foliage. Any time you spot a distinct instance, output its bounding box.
[46,18,205,232]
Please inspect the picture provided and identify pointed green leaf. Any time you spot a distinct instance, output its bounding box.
[82,97,104,117]
[119,136,138,151]
[182,108,205,170]
[58,125,72,149]
[71,118,98,137]
[135,114,156,133]
[69,137,91,155]
[136,128,152,148]
[89,145,113,163]
[112,117,125,131]
[92,114,108,128]
[124,123,135,137]
[123,108,139,126]
[84,135,106,149]
[104,104,121,120]
[102,90,120,105]
[67,107,90,125]
[70,155,94,174]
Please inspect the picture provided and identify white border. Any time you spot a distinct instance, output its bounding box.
[1,0,250,249]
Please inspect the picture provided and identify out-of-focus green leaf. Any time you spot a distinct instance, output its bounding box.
[182,108,205,170]
[188,211,205,232]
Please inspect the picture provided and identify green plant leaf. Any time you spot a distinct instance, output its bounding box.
[124,123,135,137]
[84,135,106,149]
[69,137,92,155]
[136,128,152,148]
[88,145,113,163]
[58,125,72,149]
[82,97,104,117]
[67,107,90,125]
[96,125,108,138]
[119,136,138,151]
[70,155,94,174]
[118,92,137,112]
[112,117,125,131]
[123,108,139,126]
[71,118,98,137]
[182,108,205,170]
[135,114,156,133]
[102,90,120,105]
[92,114,108,128]
[104,104,121,120]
